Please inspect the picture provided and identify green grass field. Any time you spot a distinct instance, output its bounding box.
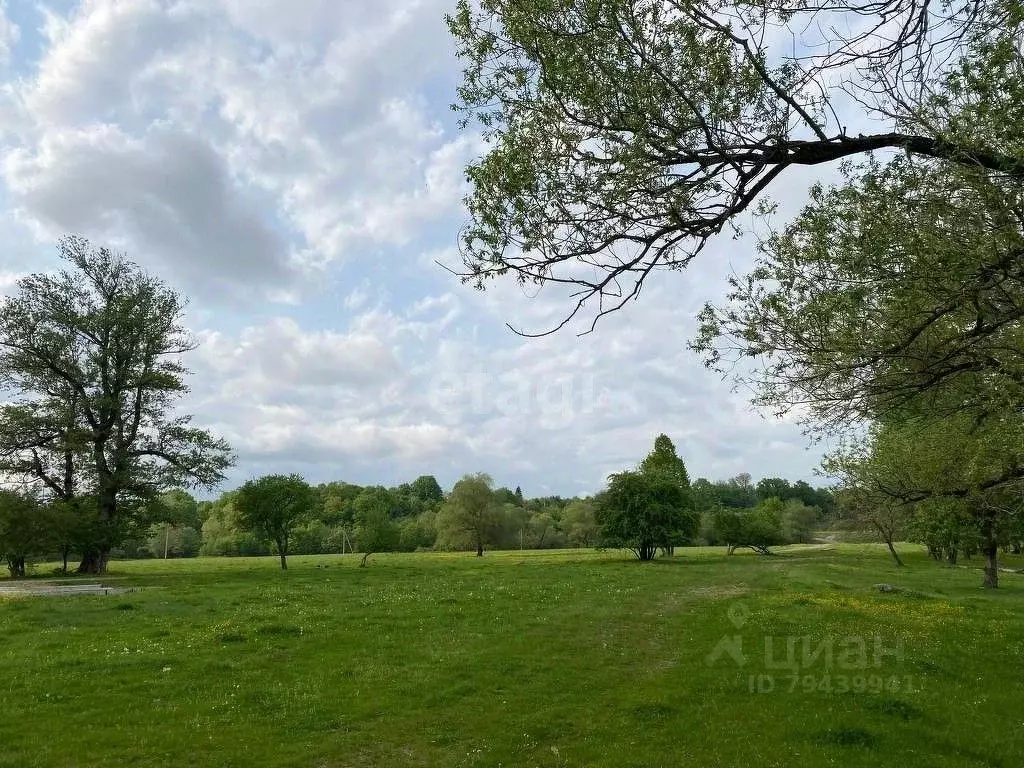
[2,545,1023,767]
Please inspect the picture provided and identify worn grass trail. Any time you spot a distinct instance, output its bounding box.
[1,545,1022,767]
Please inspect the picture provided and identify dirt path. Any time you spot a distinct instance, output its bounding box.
[0,581,131,597]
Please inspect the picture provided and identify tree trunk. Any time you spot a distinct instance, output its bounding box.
[360,552,371,567]
[981,518,999,589]
[77,548,109,574]
[81,479,116,574]
[885,538,905,567]
[476,542,484,557]
[278,548,288,571]
[61,548,70,575]
[946,547,958,566]
[8,557,26,578]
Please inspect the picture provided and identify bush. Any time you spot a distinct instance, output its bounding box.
[708,499,784,555]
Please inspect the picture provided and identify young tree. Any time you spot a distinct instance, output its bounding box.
[0,237,234,573]
[436,473,500,556]
[353,487,399,566]
[235,474,315,570]
[781,499,819,545]
[562,499,599,547]
[597,471,697,561]
[526,510,564,549]
[826,416,1024,586]
[0,491,44,577]
[46,498,93,574]
[834,488,912,568]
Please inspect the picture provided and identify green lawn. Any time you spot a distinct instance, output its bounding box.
[2,545,1022,767]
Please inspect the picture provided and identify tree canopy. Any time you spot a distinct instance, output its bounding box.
[353,487,400,566]
[694,158,1024,436]
[447,0,1023,332]
[639,434,691,489]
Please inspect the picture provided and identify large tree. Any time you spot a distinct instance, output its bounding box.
[447,0,1023,332]
[436,473,501,556]
[446,3,1022,576]
[597,446,698,560]
[235,474,315,571]
[0,237,234,573]
[695,154,1024,583]
[638,433,692,554]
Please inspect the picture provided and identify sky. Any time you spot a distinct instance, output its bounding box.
[0,0,841,497]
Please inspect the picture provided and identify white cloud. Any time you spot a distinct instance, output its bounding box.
[1,0,465,295]
[196,317,401,390]
[27,0,200,124]
[180,274,823,493]
[0,0,831,495]
[0,1,19,66]
[4,124,292,298]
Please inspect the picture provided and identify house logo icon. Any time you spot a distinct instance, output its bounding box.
[705,602,750,667]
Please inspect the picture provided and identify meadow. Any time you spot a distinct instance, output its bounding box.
[2,545,1023,767]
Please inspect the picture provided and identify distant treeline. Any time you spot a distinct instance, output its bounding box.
[102,471,834,561]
